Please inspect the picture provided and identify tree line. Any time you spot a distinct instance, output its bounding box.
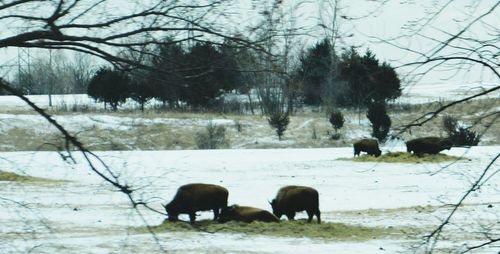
[32,38,400,114]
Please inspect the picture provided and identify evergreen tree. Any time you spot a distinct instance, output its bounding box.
[183,42,240,108]
[371,62,402,102]
[149,39,186,108]
[339,48,401,107]
[339,48,367,108]
[296,39,333,105]
[367,102,391,142]
[268,112,290,141]
[329,110,345,139]
[130,80,154,111]
[87,67,131,111]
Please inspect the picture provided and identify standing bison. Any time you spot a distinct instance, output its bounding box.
[353,138,382,157]
[270,185,321,223]
[163,183,228,223]
[406,137,453,155]
[219,205,280,223]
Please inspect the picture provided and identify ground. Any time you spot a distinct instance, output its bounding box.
[0,86,499,253]
[1,147,499,253]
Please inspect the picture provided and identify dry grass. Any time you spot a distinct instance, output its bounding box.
[389,98,500,144]
[0,170,63,183]
[339,152,466,163]
[0,98,497,151]
[134,219,412,241]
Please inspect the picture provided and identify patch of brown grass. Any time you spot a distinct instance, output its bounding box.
[339,152,465,163]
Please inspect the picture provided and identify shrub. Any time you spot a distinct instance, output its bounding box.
[234,120,243,133]
[442,115,480,146]
[311,123,318,140]
[443,115,458,135]
[367,102,391,142]
[87,67,131,110]
[195,121,229,149]
[268,112,290,141]
[329,110,344,139]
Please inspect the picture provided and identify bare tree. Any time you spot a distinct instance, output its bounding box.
[0,0,262,251]
[381,1,500,252]
[66,52,94,94]
[248,0,307,115]
[0,0,258,68]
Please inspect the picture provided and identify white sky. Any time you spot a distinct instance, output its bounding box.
[288,0,499,90]
[1,0,498,92]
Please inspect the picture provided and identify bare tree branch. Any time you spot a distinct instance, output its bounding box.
[422,152,500,252]
[394,84,500,135]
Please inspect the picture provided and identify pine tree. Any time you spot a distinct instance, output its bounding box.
[367,102,391,142]
[87,67,131,111]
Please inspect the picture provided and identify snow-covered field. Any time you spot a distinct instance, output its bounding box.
[397,82,499,105]
[1,146,499,253]
[0,83,498,253]
[0,82,497,111]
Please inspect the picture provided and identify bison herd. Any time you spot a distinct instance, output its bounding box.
[164,136,453,224]
[164,183,321,224]
[353,136,453,157]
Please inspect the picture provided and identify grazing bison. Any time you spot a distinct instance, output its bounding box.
[353,138,382,157]
[406,137,453,155]
[270,186,321,223]
[163,183,228,223]
[219,205,280,223]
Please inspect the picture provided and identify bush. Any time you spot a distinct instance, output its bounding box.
[195,121,229,149]
[234,120,243,133]
[329,110,344,139]
[268,112,290,141]
[367,102,391,142]
[442,115,480,146]
[87,67,131,110]
[311,123,318,140]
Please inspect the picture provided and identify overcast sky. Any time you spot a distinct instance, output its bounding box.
[283,0,499,92]
[1,0,498,94]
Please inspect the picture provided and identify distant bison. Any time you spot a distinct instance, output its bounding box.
[219,205,280,223]
[353,138,382,157]
[406,137,453,155]
[164,183,228,223]
[270,186,321,223]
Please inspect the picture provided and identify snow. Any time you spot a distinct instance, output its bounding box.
[1,146,499,253]
[0,81,497,112]
[0,85,498,253]
[396,82,499,105]
[0,113,236,133]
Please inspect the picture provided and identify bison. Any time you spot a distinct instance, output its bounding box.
[219,205,280,223]
[163,183,228,224]
[270,185,321,223]
[353,138,382,157]
[406,137,453,155]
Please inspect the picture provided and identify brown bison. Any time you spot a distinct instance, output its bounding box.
[219,205,280,223]
[270,185,321,223]
[406,137,453,155]
[353,138,382,157]
[163,183,228,223]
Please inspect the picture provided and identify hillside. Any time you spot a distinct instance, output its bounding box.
[0,94,498,151]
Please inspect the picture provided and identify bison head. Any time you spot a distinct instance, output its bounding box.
[269,199,282,218]
[163,203,179,221]
[374,149,382,157]
[219,205,238,223]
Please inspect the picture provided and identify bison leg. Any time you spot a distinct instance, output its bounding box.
[315,210,321,224]
[189,213,196,224]
[306,210,314,223]
[286,212,295,221]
